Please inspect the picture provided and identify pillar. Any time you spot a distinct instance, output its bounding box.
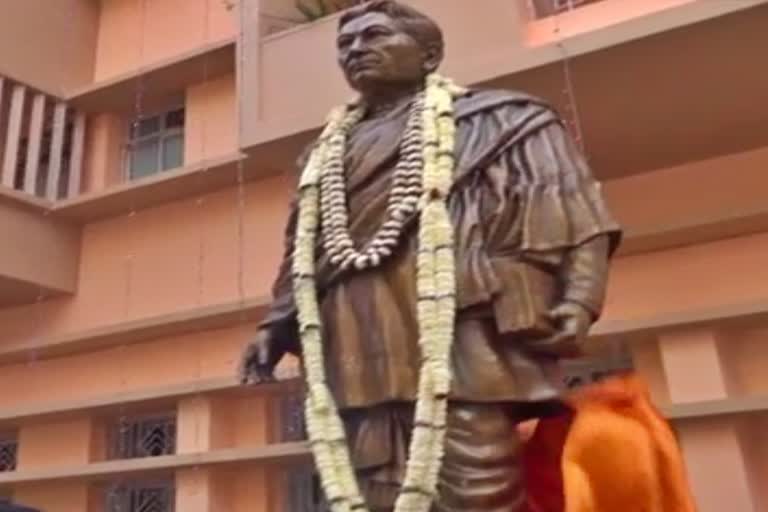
[676,418,756,512]
[658,328,756,511]
[658,328,732,403]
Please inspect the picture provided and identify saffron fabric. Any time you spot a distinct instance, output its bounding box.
[523,374,697,512]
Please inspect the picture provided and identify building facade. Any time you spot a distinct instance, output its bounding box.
[0,0,766,510]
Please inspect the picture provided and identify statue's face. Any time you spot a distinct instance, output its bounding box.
[337,12,429,93]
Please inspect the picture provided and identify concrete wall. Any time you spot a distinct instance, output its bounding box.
[0,0,99,96]
[94,0,237,82]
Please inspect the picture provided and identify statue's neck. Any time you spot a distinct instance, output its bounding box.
[361,82,424,118]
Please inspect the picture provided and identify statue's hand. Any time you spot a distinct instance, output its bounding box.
[238,329,279,385]
[528,301,592,358]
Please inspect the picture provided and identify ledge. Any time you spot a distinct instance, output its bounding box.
[0,187,53,215]
[0,375,300,426]
[0,295,269,365]
[0,443,311,485]
[663,395,768,420]
[616,204,768,257]
[1,289,766,368]
[67,38,236,113]
[589,298,768,344]
[0,298,763,424]
[53,152,248,222]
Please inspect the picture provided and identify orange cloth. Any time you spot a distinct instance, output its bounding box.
[523,374,697,512]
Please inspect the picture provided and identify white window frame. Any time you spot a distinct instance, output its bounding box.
[124,104,185,181]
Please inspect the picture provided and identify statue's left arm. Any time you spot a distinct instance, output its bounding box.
[509,116,621,355]
[457,97,622,356]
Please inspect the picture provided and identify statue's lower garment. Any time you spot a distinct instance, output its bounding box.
[342,401,541,512]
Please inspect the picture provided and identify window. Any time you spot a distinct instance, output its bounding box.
[0,435,17,472]
[107,480,175,512]
[126,107,185,180]
[108,413,176,460]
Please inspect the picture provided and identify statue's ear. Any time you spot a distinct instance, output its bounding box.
[423,44,443,74]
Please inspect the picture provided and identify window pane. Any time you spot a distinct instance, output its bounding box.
[130,139,160,179]
[165,108,185,129]
[161,134,184,170]
[133,115,161,138]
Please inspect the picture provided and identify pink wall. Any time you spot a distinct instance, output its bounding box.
[185,73,238,163]
[0,0,98,95]
[94,0,236,82]
[604,146,768,236]
[81,73,237,194]
[0,325,248,408]
[6,137,768,346]
[14,482,92,512]
[17,417,94,468]
[82,113,126,193]
[0,198,81,295]
[0,171,291,344]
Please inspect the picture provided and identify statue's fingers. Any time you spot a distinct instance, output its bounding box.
[532,331,569,349]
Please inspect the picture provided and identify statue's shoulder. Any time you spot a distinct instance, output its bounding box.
[453,88,556,121]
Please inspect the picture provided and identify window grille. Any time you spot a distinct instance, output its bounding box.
[106,480,174,512]
[277,394,326,511]
[109,413,176,460]
[0,437,17,472]
[279,392,306,443]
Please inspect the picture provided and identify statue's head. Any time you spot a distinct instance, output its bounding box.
[337,1,444,95]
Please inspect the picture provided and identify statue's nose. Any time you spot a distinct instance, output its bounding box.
[349,37,367,53]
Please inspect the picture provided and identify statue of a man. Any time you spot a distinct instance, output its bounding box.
[240,1,621,510]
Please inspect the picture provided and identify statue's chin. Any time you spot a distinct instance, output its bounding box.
[349,74,428,97]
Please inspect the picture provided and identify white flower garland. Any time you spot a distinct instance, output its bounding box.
[292,74,465,512]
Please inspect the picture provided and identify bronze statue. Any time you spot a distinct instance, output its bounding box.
[240,1,621,510]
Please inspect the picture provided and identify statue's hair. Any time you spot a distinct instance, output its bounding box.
[338,1,444,67]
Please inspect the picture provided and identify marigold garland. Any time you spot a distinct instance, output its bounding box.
[292,73,465,512]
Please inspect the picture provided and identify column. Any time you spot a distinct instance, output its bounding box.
[14,416,98,512]
[658,328,756,512]
[676,418,755,512]
[658,328,731,403]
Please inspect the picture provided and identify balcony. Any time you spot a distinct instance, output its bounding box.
[0,76,83,306]
[0,190,80,307]
[0,77,87,201]
[240,0,768,181]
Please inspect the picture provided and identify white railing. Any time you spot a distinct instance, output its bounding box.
[0,77,86,201]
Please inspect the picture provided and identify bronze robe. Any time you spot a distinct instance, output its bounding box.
[261,89,621,410]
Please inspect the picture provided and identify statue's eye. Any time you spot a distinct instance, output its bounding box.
[366,27,392,38]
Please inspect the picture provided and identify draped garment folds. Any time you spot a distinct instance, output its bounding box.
[260,89,622,510]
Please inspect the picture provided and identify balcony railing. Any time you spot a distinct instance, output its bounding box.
[528,0,606,19]
[0,76,86,201]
